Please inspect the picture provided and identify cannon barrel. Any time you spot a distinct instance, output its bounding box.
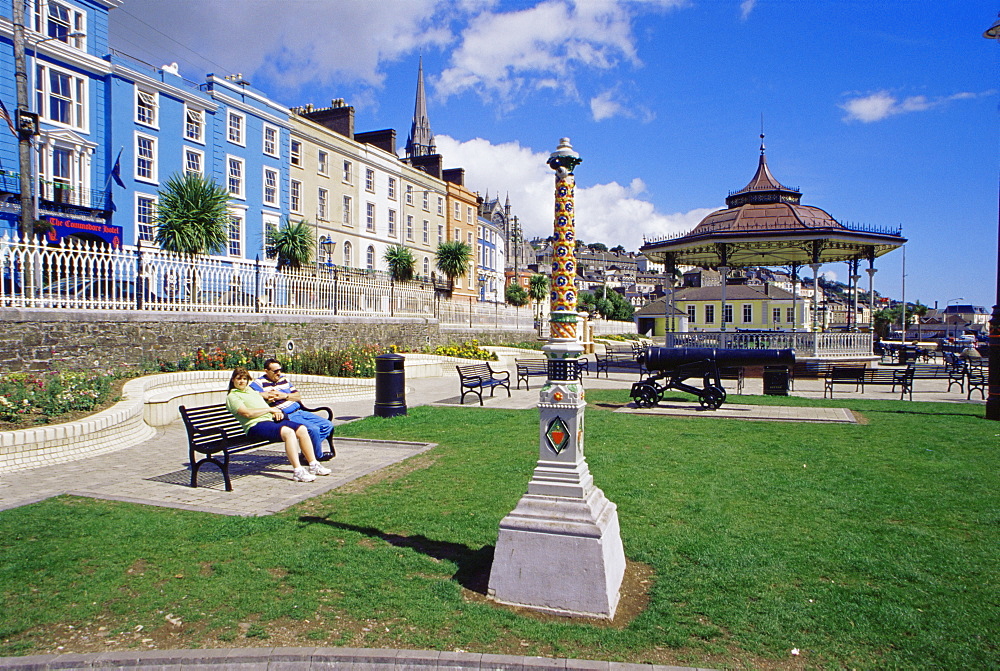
[640,347,796,371]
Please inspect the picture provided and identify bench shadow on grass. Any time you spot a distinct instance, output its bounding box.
[298,517,494,595]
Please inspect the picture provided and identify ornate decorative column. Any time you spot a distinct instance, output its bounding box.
[865,266,877,330]
[487,138,625,619]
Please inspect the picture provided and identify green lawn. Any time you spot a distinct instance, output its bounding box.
[0,392,997,669]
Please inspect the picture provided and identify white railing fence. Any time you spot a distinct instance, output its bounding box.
[662,331,874,359]
[0,234,635,333]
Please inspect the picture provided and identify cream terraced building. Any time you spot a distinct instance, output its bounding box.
[287,102,446,278]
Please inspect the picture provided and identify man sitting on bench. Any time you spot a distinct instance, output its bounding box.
[252,359,335,460]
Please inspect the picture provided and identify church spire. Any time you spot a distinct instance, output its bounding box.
[406,57,436,158]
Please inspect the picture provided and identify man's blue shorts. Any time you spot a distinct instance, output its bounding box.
[248,419,304,443]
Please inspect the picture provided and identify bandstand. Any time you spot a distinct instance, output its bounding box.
[640,137,906,359]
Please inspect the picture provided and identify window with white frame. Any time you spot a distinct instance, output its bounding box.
[35,64,86,129]
[437,224,443,244]
[422,192,429,211]
[365,168,375,192]
[41,2,85,49]
[467,231,473,247]
[366,202,375,231]
[742,304,753,323]
[38,141,90,206]
[290,179,301,213]
[343,241,352,267]
[290,139,302,166]
[227,156,244,198]
[317,188,328,221]
[406,215,413,240]
[262,212,280,259]
[135,132,157,183]
[135,89,157,127]
[423,257,429,276]
[263,167,279,207]
[437,197,443,215]
[388,209,397,237]
[317,150,328,175]
[467,206,473,224]
[786,307,795,323]
[262,125,278,157]
[773,307,781,324]
[723,304,733,323]
[453,202,460,219]
[388,177,396,200]
[136,194,157,243]
[366,245,375,270]
[227,111,245,145]
[342,195,351,225]
[184,147,203,175]
[705,304,715,323]
[185,108,204,143]
[687,305,696,323]
[227,210,243,257]
[405,185,413,205]
[422,220,428,244]
[343,160,352,183]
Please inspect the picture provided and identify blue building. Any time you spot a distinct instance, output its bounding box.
[0,0,119,244]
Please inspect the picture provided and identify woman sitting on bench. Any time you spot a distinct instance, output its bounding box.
[225,367,331,483]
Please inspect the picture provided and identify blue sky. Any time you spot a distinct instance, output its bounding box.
[111,0,999,309]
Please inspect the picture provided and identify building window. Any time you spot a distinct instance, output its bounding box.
[136,89,157,127]
[290,179,301,213]
[705,304,715,323]
[467,231,473,246]
[317,188,328,220]
[687,305,696,323]
[388,209,397,237]
[263,167,278,207]
[38,143,88,206]
[388,177,396,200]
[405,185,413,205]
[343,160,352,183]
[43,2,85,49]
[227,156,244,198]
[185,108,204,143]
[723,304,733,323]
[437,197,443,216]
[290,139,302,166]
[366,202,375,231]
[342,195,352,225]
[423,257,429,276]
[227,111,244,145]
[422,220,429,244]
[467,206,473,224]
[184,147,203,175]
[786,307,795,323]
[406,215,413,240]
[422,192,429,211]
[35,64,86,129]
[343,241,352,267]
[365,168,375,192]
[317,150,328,175]
[263,125,279,157]
[773,307,781,324]
[228,210,243,257]
[453,202,460,219]
[742,304,753,323]
[366,245,375,270]
[135,133,157,183]
[136,194,156,243]
[437,224,443,244]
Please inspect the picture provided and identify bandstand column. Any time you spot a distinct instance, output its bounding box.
[810,262,821,333]
[866,266,877,330]
[719,265,729,333]
[487,138,625,619]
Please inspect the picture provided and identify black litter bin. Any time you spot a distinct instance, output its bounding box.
[374,353,407,417]
[762,365,790,396]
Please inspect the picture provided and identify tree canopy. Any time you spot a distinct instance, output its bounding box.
[154,172,230,256]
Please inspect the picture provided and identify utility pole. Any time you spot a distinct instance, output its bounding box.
[13,0,35,237]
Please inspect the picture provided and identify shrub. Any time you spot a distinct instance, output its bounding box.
[424,339,498,361]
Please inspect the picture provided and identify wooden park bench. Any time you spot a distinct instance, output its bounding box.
[180,402,335,492]
[456,362,511,405]
[594,342,646,378]
[718,366,745,394]
[823,366,912,400]
[789,361,832,390]
[966,363,986,400]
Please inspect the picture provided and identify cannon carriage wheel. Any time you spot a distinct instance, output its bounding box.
[698,386,725,410]
[631,382,660,408]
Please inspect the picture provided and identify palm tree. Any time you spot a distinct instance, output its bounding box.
[434,240,472,292]
[154,172,230,256]
[266,216,314,270]
[528,273,549,324]
[383,245,416,281]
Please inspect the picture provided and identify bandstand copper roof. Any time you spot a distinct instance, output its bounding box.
[641,139,906,268]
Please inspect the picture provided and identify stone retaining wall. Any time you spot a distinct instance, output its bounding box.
[0,310,538,371]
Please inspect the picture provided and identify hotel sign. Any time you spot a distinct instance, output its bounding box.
[45,216,123,248]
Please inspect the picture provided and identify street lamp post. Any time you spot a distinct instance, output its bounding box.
[487,138,625,619]
[981,16,1000,420]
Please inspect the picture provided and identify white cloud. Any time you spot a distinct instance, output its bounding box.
[740,0,757,21]
[435,134,707,251]
[590,90,627,121]
[840,89,991,123]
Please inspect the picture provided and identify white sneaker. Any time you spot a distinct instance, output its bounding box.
[308,462,332,476]
[292,466,316,482]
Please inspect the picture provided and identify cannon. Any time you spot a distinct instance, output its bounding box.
[630,347,796,410]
